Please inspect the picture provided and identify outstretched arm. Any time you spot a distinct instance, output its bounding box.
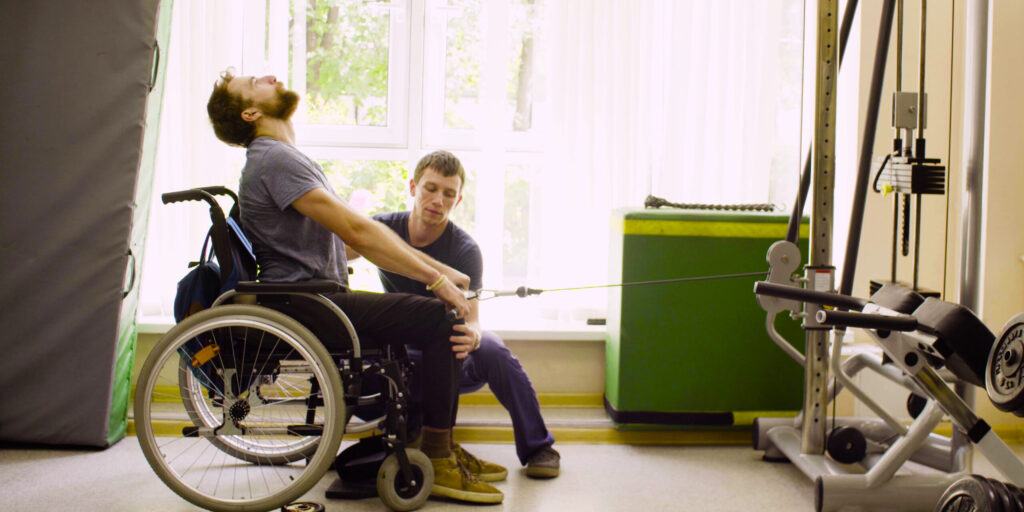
[345,239,469,290]
[292,187,469,315]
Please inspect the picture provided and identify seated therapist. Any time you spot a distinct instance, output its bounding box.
[205,70,503,504]
[349,150,560,478]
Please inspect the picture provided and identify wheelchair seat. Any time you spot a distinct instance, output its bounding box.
[134,187,432,512]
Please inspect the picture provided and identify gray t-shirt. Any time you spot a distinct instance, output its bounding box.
[238,136,348,284]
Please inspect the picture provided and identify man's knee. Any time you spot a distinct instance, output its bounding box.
[469,331,516,368]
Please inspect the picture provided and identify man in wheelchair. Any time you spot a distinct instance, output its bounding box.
[206,69,504,504]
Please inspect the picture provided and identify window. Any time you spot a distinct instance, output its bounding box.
[140,0,808,329]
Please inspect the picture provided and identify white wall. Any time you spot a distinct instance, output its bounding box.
[980,1,1024,331]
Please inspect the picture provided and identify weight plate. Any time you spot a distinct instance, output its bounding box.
[282,502,325,512]
[1003,482,1024,512]
[935,475,1002,512]
[987,315,1024,415]
[987,477,1016,512]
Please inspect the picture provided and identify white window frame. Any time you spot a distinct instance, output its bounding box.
[287,0,412,148]
[421,0,546,152]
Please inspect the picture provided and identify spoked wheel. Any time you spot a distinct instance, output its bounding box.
[178,356,319,464]
[377,449,434,512]
[134,305,345,512]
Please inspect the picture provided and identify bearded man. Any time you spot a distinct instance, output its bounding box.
[205,70,503,504]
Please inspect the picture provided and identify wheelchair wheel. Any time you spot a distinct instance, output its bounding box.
[178,356,318,464]
[134,305,346,512]
[376,449,433,512]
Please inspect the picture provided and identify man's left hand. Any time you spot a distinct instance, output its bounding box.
[450,323,480,360]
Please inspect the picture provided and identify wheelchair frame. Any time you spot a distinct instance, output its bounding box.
[134,187,432,512]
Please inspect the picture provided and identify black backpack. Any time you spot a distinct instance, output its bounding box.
[173,216,255,322]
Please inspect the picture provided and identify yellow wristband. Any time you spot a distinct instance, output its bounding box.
[426,274,448,291]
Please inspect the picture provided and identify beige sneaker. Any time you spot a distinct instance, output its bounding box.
[452,443,508,482]
[525,446,560,478]
[430,453,504,504]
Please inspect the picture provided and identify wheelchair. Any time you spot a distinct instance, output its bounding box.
[134,187,432,512]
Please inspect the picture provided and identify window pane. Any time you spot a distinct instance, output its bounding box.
[444,0,483,130]
[318,159,407,291]
[318,159,408,215]
[502,164,535,283]
[507,0,543,132]
[298,0,391,127]
[449,166,477,232]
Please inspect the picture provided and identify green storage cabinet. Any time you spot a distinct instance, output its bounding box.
[605,209,808,426]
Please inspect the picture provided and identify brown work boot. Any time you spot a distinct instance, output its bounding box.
[525,446,560,478]
[430,453,504,504]
[452,443,508,482]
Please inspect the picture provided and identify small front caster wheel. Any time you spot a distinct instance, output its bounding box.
[377,448,433,511]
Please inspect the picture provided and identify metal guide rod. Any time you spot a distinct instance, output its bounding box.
[803,0,839,455]
[956,0,990,475]
[960,0,987,317]
[917,0,928,146]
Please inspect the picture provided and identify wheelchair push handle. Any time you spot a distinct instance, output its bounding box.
[816,309,919,332]
[753,281,869,311]
[162,187,238,207]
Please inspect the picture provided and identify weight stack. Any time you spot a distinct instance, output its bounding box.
[605,209,808,427]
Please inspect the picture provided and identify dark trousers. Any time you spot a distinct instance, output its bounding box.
[459,331,555,464]
[327,291,460,430]
[409,331,555,464]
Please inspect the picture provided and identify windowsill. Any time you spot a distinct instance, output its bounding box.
[137,315,607,341]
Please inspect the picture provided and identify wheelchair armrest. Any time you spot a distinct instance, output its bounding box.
[235,280,348,294]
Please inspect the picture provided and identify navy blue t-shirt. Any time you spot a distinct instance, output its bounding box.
[373,211,483,295]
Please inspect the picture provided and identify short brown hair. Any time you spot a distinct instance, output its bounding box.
[413,150,466,191]
[207,70,256,147]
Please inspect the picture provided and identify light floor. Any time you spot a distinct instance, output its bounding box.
[0,407,1018,512]
[2,440,816,512]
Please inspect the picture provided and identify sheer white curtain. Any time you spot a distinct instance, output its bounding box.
[138,1,250,321]
[527,0,790,319]
[139,0,799,324]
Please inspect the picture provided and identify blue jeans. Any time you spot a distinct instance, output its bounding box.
[409,331,555,465]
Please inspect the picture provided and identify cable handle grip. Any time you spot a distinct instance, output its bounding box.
[445,309,466,324]
[816,309,919,332]
[753,281,869,311]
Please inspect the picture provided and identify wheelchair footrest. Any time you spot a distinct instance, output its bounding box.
[326,476,378,500]
[287,424,324,436]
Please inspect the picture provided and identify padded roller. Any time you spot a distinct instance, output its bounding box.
[913,298,995,388]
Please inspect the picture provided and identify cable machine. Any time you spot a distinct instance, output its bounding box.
[752,1,1022,511]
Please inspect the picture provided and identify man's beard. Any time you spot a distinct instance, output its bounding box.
[263,86,300,121]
